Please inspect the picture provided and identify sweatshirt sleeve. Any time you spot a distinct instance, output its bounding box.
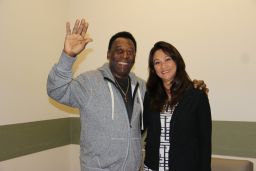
[47,52,84,108]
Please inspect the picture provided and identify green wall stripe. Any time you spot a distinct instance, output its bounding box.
[0,118,71,161]
[212,121,256,158]
[70,117,80,144]
[1,119,256,161]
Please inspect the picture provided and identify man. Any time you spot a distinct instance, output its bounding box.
[47,18,207,171]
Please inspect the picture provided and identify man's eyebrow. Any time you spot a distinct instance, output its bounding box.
[115,45,122,48]
[115,46,134,50]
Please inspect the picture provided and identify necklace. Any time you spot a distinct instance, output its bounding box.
[114,77,130,103]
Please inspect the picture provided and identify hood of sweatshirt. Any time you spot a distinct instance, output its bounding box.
[97,63,145,129]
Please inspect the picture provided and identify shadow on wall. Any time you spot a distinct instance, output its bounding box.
[48,98,79,115]
[47,48,94,115]
[72,48,94,73]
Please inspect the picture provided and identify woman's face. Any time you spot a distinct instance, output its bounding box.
[153,49,177,83]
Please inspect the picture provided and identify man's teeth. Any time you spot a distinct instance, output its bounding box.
[119,62,128,65]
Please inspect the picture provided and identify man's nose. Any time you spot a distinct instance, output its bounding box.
[122,51,129,59]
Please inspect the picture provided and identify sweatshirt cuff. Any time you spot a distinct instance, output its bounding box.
[57,51,76,71]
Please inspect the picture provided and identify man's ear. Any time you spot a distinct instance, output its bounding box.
[107,51,110,60]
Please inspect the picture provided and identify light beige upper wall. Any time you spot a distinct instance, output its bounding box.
[1,0,255,125]
[0,0,78,125]
[68,0,256,121]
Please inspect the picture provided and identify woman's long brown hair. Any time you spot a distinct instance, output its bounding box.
[146,41,193,111]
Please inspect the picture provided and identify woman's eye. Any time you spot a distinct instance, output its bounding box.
[154,61,160,65]
[166,57,172,61]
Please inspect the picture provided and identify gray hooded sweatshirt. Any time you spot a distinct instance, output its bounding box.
[47,53,146,171]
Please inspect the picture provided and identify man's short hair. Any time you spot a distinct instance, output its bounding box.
[108,31,137,52]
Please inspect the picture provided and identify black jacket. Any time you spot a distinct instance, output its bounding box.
[143,88,212,171]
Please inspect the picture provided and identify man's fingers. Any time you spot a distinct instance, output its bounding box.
[66,22,71,35]
[198,80,204,85]
[198,80,205,88]
[70,19,88,36]
[206,88,209,94]
[81,21,89,38]
[82,37,93,46]
[72,19,80,34]
[193,79,209,94]
[77,19,85,35]
[199,81,206,88]
[193,79,198,88]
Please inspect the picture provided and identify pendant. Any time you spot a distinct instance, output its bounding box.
[124,96,128,103]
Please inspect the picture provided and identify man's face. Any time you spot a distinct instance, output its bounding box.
[107,38,136,78]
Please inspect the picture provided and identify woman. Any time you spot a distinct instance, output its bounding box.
[143,41,212,171]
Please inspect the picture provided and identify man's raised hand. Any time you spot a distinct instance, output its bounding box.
[64,18,93,57]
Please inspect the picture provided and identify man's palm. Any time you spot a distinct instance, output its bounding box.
[64,19,92,57]
[64,34,88,57]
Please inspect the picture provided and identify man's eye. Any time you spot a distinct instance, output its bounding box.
[115,49,123,53]
[127,50,134,56]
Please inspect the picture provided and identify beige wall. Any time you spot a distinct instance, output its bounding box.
[68,0,256,121]
[1,0,256,170]
[2,0,255,125]
[0,0,79,125]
